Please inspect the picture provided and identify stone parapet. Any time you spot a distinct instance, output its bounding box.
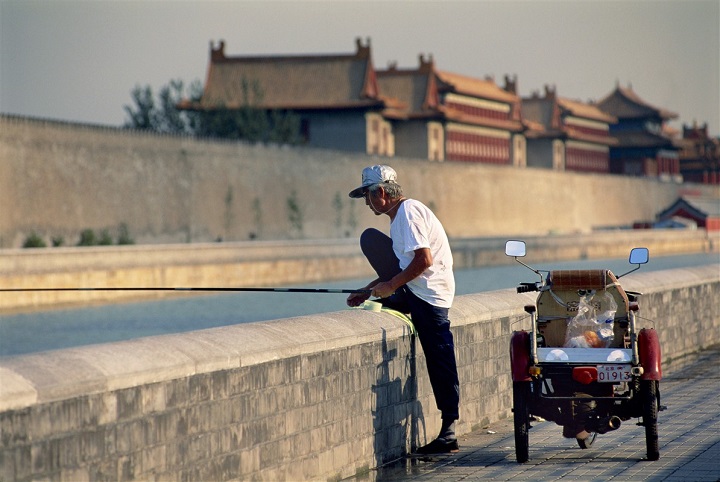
[1,265,718,481]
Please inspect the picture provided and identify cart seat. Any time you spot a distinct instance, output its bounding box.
[549,270,610,290]
[537,269,630,348]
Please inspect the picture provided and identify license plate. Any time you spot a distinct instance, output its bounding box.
[597,365,631,383]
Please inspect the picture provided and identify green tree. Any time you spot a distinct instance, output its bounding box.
[124,85,155,130]
[98,229,113,246]
[268,109,301,144]
[77,229,97,246]
[156,79,190,134]
[124,78,301,144]
[286,190,304,238]
[251,197,263,240]
[333,192,343,235]
[23,232,46,248]
[117,223,135,245]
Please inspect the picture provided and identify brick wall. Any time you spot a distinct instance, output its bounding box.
[1,265,718,481]
[2,115,718,248]
[1,230,715,312]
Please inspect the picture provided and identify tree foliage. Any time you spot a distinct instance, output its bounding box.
[123,78,300,144]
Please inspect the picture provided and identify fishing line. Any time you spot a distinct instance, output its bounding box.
[0,287,372,294]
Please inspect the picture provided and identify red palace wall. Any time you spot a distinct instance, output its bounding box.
[445,131,510,164]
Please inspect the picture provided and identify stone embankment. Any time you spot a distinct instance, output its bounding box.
[1,263,718,481]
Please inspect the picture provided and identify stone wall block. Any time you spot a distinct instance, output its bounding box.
[230,392,256,422]
[141,383,167,415]
[188,374,212,404]
[114,419,143,455]
[139,443,166,476]
[0,408,29,448]
[79,428,106,464]
[116,387,142,423]
[164,378,189,409]
[185,404,211,436]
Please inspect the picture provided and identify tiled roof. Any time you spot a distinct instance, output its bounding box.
[436,70,518,104]
[377,60,523,131]
[522,118,546,133]
[440,105,525,132]
[191,39,385,111]
[521,96,559,129]
[564,127,619,146]
[658,195,720,219]
[557,98,616,123]
[522,91,617,144]
[612,130,676,148]
[376,68,434,115]
[597,85,678,120]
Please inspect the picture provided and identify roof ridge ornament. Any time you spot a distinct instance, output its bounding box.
[210,39,226,62]
[355,37,371,58]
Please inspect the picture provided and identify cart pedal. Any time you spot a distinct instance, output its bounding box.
[659,405,667,411]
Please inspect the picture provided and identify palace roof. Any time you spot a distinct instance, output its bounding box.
[611,130,677,148]
[657,195,720,224]
[522,87,617,145]
[376,61,439,119]
[435,70,519,104]
[377,56,523,131]
[184,39,387,111]
[597,84,678,120]
[557,97,617,123]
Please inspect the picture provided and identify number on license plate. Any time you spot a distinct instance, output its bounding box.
[597,365,631,383]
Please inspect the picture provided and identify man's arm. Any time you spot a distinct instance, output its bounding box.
[371,248,432,299]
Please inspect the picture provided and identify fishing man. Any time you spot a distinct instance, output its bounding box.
[346,164,460,454]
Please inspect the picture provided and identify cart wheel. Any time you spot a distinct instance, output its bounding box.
[577,432,597,449]
[641,380,660,460]
[513,381,530,463]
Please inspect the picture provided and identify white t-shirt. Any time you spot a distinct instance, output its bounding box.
[390,199,455,308]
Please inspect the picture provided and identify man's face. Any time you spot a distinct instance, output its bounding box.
[364,187,385,216]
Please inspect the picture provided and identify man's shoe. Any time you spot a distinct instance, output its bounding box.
[415,438,459,455]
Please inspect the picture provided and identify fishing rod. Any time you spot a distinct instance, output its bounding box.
[0,287,372,294]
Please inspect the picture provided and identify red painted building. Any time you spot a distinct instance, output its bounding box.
[656,195,720,231]
[677,123,720,185]
[377,57,524,164]
[597,84,680,179]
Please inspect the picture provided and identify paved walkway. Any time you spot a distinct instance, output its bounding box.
[350,347,720,481]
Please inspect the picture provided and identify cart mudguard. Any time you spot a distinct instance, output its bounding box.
[510,330,531,382]
[639,328,662,380]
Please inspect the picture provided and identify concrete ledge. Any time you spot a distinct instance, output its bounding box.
[618,263,720,291]
[1,264,717,408]
[0,309,413,412]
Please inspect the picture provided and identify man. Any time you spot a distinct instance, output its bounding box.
[347,164,460,454]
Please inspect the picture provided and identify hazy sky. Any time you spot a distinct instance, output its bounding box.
[1,0,718,136]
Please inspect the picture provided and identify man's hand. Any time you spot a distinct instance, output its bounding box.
[371,281,396,299]
[346,291,371,307]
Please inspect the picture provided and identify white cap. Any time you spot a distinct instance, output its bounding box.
[348,165,398,198]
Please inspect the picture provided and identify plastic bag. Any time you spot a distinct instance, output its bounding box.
[564,292,616,348]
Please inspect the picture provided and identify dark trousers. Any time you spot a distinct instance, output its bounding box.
[360,228,460,421]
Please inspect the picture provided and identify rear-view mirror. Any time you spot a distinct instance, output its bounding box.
[505,240,526,258]
[629,247,649,265]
